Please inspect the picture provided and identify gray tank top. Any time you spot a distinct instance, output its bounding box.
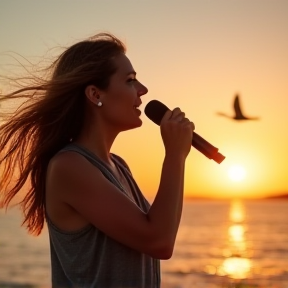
[46,143,161,288]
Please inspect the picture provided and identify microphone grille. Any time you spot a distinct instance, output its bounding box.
[144,100,170,125]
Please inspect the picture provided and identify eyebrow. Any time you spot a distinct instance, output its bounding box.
[126,71,136,76]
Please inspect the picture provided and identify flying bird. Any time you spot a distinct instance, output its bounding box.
[217,94,260,120]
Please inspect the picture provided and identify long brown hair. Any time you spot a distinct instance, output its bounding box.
[0,32,126,235]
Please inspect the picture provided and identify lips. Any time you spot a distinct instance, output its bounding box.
[133,102,141,109]
[133,104,142,116]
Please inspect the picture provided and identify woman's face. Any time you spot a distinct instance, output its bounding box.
[100,53,148,131]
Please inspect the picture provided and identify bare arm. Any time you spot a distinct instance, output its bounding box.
[147,154,186,258]
[146,107,193,257]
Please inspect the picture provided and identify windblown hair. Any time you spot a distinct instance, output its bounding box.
[0,32,126,235]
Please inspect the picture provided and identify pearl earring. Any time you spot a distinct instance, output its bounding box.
[97,101,103,107]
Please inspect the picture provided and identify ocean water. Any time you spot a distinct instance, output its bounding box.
[0,199,288,288]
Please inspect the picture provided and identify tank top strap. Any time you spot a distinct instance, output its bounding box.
[59,143,125,193]
[110,153,133,176]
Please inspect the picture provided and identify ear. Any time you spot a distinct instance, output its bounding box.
[85,85,102,105]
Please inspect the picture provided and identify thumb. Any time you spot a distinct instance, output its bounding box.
[160,110,172,125]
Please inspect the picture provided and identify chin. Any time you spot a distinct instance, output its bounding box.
[123,119,142,131]
[135,118,143,127]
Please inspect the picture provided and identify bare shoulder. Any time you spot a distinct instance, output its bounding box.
[47,149,102,185]
[45,150,100,231]
[48,150,87,173]
[46,149,106,205]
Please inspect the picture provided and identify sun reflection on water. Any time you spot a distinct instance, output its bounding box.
[220,257,252,279]
[230,201,245,222]
[218,200,253,279]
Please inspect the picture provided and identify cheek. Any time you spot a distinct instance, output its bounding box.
[107,87,134,107]
[103,102,126,123]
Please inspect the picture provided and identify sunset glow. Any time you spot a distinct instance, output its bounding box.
[227,165,247,182]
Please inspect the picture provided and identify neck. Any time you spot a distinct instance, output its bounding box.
[74,122,119,165]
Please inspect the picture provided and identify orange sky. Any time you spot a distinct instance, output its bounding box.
[1,0,288,199]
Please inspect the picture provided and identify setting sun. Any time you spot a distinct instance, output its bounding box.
[227,165,247,182]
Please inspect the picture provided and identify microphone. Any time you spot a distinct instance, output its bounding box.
[144,100,226,164]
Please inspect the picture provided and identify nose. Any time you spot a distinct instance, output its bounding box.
[137,81,148,97]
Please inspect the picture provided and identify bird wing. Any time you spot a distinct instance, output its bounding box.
[234,95,246,119]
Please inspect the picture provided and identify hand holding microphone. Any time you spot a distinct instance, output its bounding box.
[144,100,225,164]
[159,107,195,160]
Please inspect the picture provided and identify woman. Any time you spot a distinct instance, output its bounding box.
[0,32,194,287]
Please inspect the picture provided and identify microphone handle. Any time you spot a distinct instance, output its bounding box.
[192,133,225,164]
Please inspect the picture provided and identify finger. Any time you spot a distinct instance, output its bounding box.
[160,109,173,124]
[181,118,195,130]
[174,112,186,121]
[180,117,190,123]
[170,108,185,120]
[191,121,195,131]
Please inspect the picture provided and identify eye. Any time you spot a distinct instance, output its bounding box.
[127,78,137,83]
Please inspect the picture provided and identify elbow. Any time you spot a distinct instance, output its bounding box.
[142,217,177,259]
[156,247,174,260]
[148,238,175,260]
